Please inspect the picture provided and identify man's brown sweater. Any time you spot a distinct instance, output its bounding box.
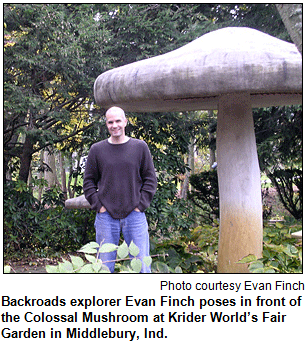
[83,138,157,219]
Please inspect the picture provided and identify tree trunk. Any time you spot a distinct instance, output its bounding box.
[209,135,216,168]
[72,150,83,197]
[216,92,263,273]
[37,150,44,201]
[59,152,68,200]
[208,110,216,169]
[67,153,74,198]
[276,4,302,55]
[181,139,194,199]
[18,135,34,183]
[44,147,59,188]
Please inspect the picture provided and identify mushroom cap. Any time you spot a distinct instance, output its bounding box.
[94,27,302,112]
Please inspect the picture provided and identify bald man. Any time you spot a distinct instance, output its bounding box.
[83,107,157,272]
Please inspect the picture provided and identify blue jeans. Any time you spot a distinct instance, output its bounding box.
[94,210,151,273]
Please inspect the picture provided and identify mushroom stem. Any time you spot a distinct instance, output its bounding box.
[216,92,263,273]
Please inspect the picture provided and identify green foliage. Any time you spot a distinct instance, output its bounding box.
[188,170,219,222]
[254,106,302,220]
[148,193,196,237]
[255,106,302,170]
[3,3,212,182]
[189,222,219,273]
[212,4,290,40]
[4,180,95,259]
[151,221,219,273]
[102,4,216,66]
[268,169,302,220]
[237,222,302,273]
[44,221,219,274]
[151,237,202,273]
[46,241,152,273]
[4,3,112,182]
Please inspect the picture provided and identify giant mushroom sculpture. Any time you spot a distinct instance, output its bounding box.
[93,27,302,273]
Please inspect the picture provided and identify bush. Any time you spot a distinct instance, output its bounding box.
[147,175,196,237]
[188,170,219,222]
[45,241,153,273]
[237,222,302,273]
[4,181,39,254]
[268,168,302,220]
[150,220,219,273]
[44,228,218,274]
[4,180,95,258]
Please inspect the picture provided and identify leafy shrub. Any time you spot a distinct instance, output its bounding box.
[189,221,219,273]
[237,222,302,273]
[44,222,220,274]
[46,241,152,273]
[268,168,302,219]
[4,180,41,255]
[147,179,196,237]
[151,237,203,273]
[151,220,219,273]
[4,180,95,258]
[188,170,219,222]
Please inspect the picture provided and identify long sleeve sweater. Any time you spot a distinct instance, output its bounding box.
[83,138,157,219]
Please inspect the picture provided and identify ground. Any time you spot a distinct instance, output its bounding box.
[6,257,58,273]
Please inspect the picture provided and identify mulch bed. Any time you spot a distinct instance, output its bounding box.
[5,257,58,273]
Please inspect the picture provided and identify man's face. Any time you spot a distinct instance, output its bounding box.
[105,108,127,140]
